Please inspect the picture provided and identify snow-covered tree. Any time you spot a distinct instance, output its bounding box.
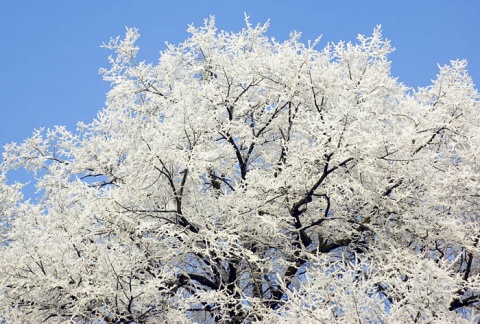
[1,17,479,323]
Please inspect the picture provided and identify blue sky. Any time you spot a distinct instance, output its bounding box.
[0,1,479,151]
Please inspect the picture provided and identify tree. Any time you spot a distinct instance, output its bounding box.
[1,16,479,323]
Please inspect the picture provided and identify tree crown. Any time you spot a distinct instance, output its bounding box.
[1,17,479,323]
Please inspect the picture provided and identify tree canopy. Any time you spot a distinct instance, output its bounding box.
[1,17,479,323]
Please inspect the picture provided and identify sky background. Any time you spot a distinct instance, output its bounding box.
[0,1,479,184]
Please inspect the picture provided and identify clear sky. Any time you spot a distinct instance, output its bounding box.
[0,0,479,150]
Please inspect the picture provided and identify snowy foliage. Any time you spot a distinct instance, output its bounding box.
[1,16,480,323]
